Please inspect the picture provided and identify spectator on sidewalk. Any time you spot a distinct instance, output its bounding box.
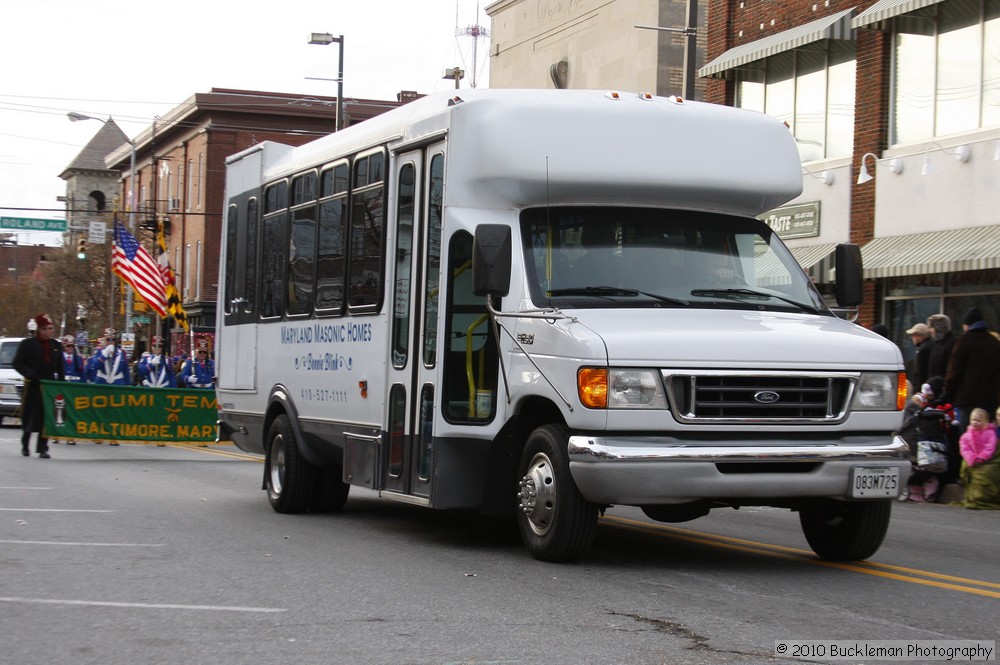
[905,322,933,390]
[926,314,956,382]
[944,308,1000,427]
[959,408,1000,509]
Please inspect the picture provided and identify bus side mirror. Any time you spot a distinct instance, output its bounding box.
[472,224,512,297]
[835,243,863,307]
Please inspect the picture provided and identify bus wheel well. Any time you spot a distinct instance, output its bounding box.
[481,396,566,517]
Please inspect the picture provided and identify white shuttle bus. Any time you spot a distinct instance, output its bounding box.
[217,89,909,562]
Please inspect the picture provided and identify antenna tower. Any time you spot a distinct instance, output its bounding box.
[455,1,490,88]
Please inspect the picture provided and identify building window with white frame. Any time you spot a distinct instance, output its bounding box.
[735,41,856,162]
[893,0,1000,145]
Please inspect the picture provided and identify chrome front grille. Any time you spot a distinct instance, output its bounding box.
[664,371,855,423]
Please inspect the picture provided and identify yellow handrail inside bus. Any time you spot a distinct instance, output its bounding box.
[465,313,490,417]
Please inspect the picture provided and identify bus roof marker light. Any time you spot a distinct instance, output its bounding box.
[637,92,654,101]
[667,95,684,105]
[448,96,465,106]
[604,91,622,101]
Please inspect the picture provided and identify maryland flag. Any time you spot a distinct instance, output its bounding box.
[157,220,189,333]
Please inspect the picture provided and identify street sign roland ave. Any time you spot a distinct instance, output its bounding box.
[0,216,67,232]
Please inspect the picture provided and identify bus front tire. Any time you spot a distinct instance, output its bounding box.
[799,499,891,561]
[265,415,315,513]
[516,424,598,562]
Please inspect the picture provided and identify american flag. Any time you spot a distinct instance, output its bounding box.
[112,221,167,317]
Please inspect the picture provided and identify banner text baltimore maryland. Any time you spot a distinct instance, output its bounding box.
[41,380,217,443]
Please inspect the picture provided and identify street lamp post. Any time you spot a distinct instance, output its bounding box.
[308,32,345,131]
[443,67,465,90]
[68,111,137,333]
[634,0,699,102]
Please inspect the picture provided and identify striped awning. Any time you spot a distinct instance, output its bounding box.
[789,243,839,283]
[861,226,1000,278]
[699,8,855,78]
[851,0,946,29]
[754,243,838,286]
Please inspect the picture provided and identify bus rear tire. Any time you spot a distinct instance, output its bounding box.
[516,424,598,562]
[265,414,315,514]
[310,467,350,513]
[799,500,891,561]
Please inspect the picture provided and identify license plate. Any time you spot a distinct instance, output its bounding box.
[849,466,901,498]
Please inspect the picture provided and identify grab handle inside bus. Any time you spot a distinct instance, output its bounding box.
[472,224,512,298]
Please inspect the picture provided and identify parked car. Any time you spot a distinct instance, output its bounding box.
[0,337,25,426]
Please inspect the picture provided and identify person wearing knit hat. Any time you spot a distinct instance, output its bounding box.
[945,308,1000,427]
[963,308,983,328]
[11,313,65,458]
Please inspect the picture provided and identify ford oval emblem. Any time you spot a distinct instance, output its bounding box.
[754,391,780,404]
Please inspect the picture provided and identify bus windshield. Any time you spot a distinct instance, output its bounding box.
[522,207,827,313]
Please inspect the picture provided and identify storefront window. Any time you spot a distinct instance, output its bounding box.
[886,273,943,297]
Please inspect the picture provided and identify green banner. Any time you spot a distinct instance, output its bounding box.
[40,380,217,444]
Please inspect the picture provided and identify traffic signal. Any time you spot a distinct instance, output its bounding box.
[76,238,87,259]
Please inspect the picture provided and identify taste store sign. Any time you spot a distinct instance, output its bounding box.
[759,202,820,240]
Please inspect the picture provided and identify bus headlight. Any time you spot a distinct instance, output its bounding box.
[852,372,905,411]
[578,368,667,409]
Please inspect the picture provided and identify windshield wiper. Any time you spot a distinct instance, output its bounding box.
[548,286,689,306]
[689,288,821,313]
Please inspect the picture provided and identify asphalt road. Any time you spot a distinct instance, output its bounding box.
[1,425,998,665]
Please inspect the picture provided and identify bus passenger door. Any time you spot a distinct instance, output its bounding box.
[219,193,259,391]
[383,145,445,498]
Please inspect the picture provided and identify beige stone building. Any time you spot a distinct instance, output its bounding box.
[486,0,706,99]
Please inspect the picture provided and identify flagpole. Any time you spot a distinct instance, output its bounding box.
[110,215,117,334]
[125,141,136,335]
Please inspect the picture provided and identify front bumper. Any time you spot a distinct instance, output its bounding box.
[567,434,911,504]
[0,397,21,417]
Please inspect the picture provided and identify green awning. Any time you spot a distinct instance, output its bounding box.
[699,8,855,78]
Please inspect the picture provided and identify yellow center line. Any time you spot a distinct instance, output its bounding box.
[601,515,1000,599]
[166,443,263,463]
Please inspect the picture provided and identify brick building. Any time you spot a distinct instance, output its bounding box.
[91,88,415,352]
[487,0,1000,367]
[699,0,1000,357]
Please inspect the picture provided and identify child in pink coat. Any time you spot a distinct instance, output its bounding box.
[959,408,1000,509]
[960,408,997,466]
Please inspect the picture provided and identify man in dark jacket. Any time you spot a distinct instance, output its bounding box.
[944,308,1000,427]
[12,314,65,458]
[926,314,957,381]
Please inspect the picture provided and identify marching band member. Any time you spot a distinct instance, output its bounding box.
[138,336,176,389]
[87,329,130,445]
[58,335,87,445]
[180,341,215,390]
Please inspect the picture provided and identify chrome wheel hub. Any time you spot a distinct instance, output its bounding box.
[518,452,556,536]
[269,434,286,495]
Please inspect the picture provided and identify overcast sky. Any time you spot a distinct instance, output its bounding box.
[0,0,491,245]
